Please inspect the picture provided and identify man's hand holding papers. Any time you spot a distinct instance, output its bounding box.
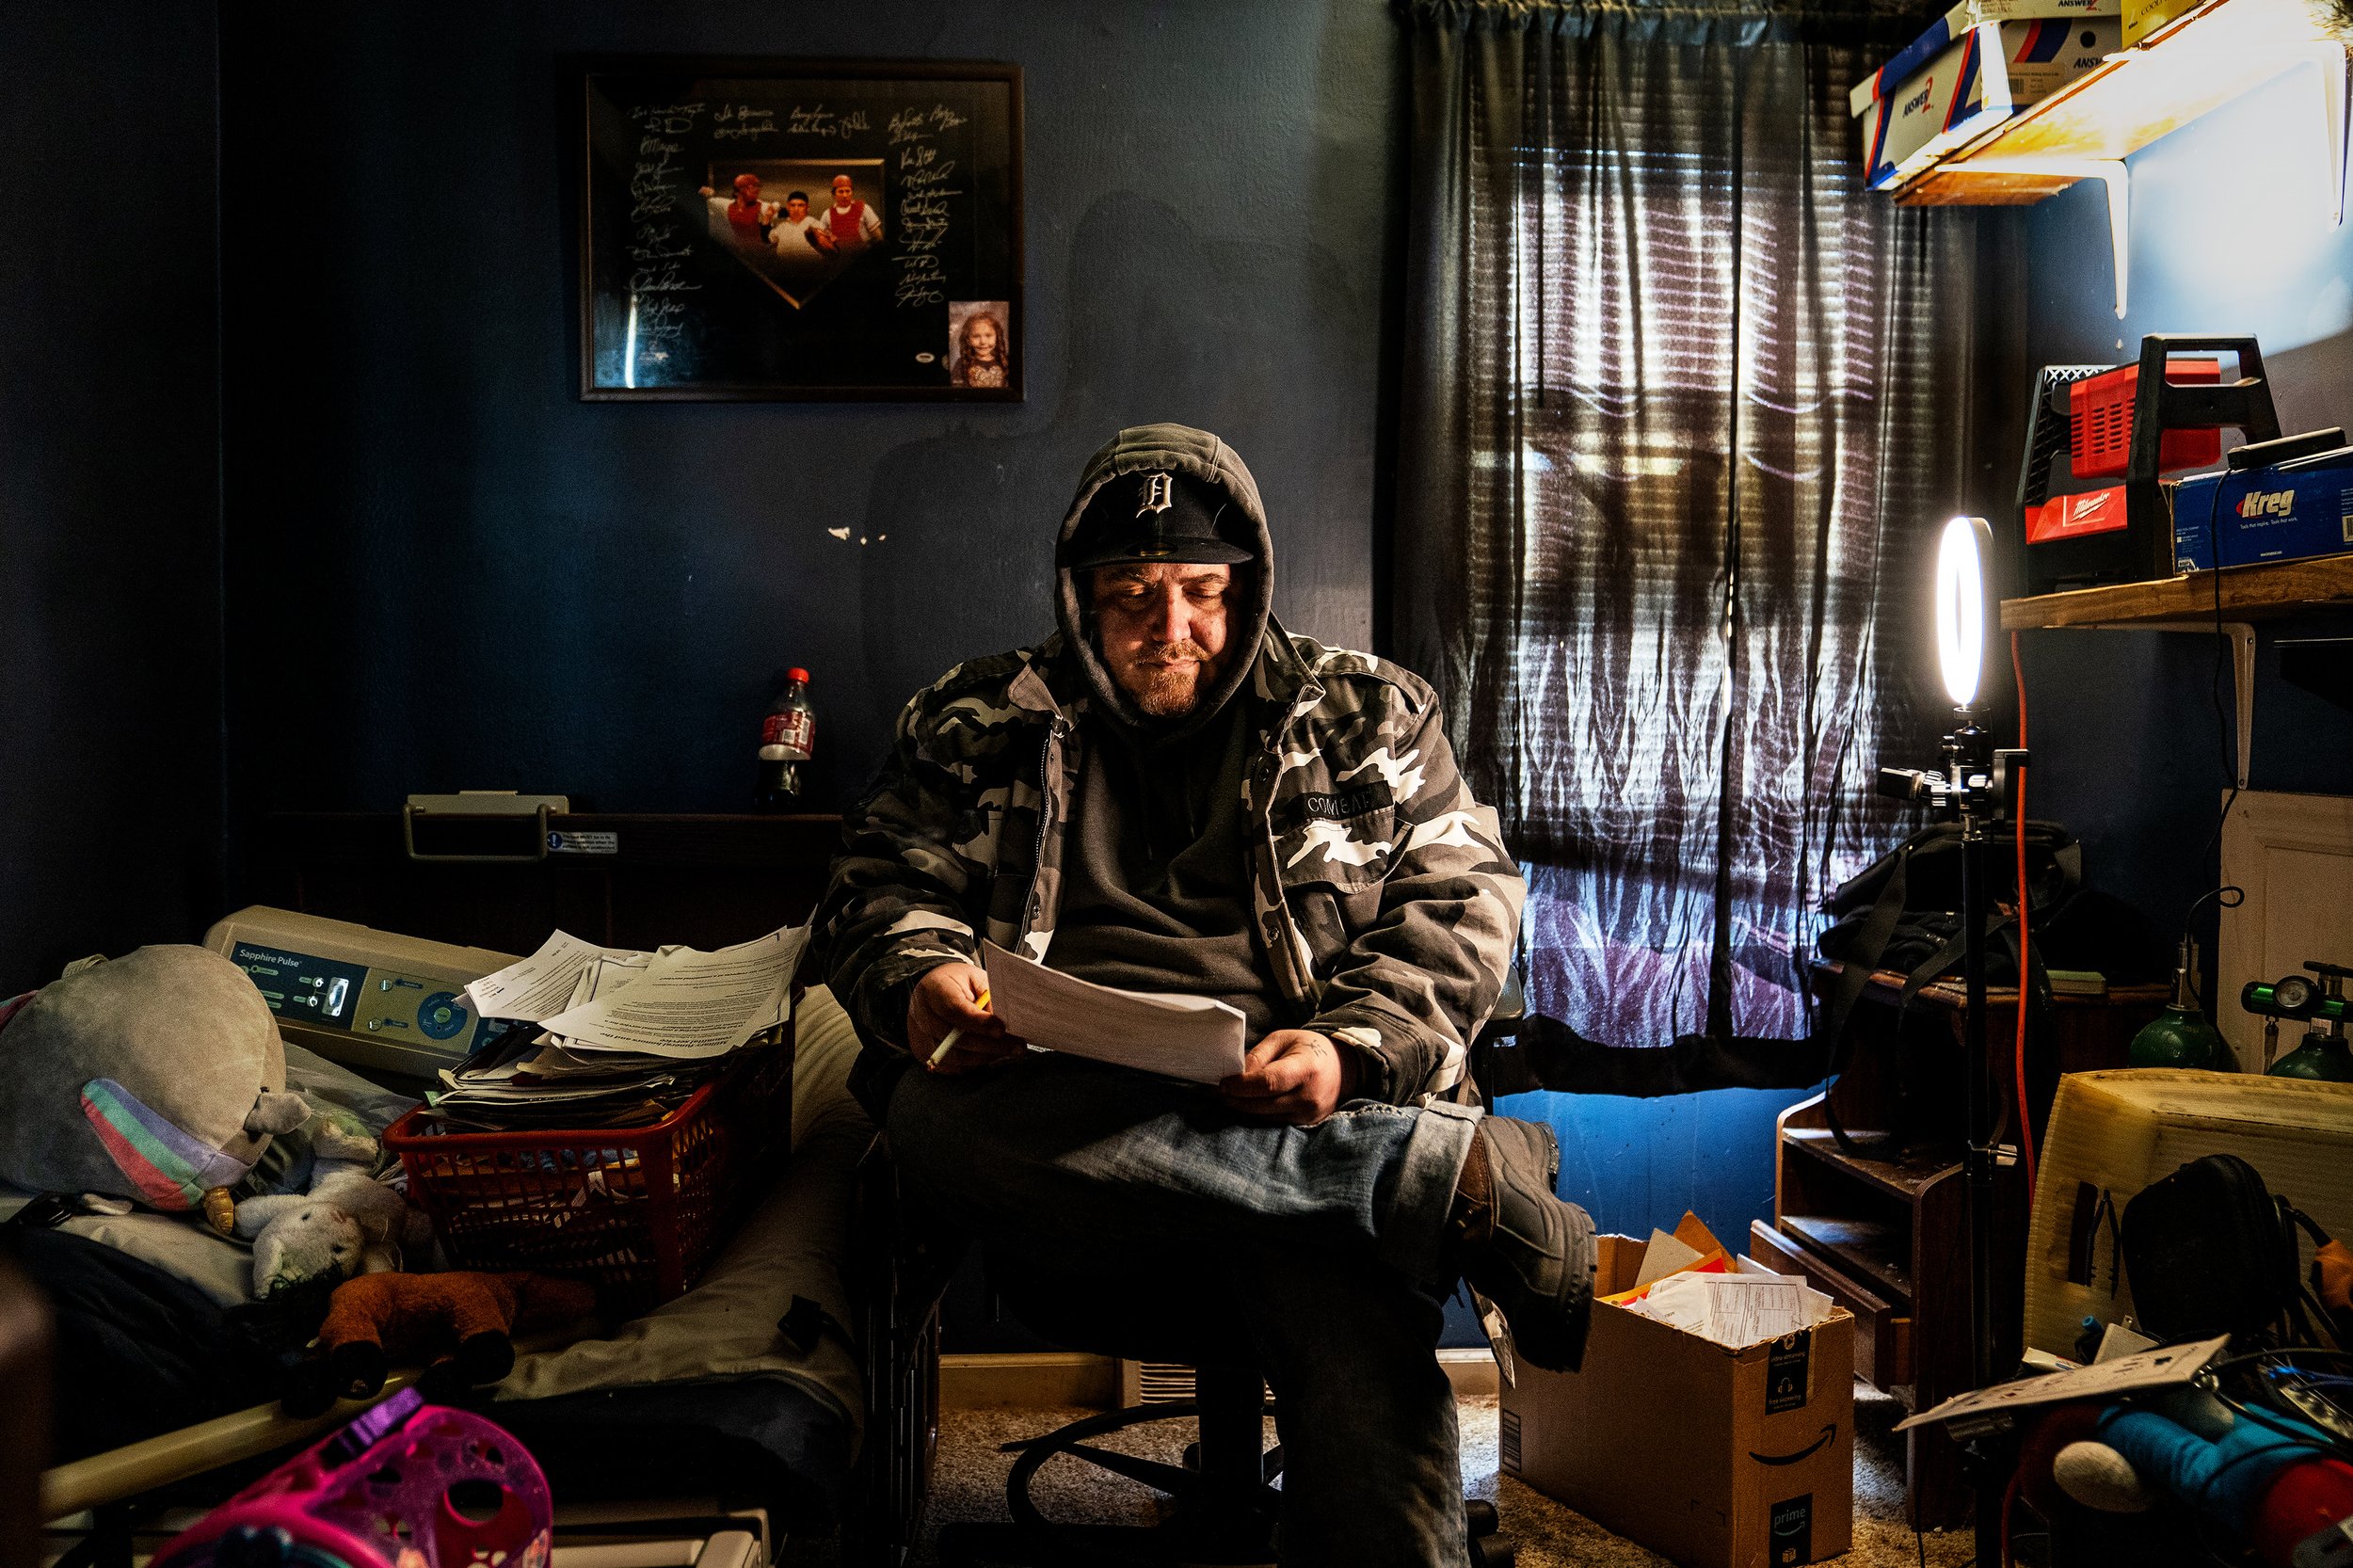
[1216,1030,1359,1126]
[920,947,1352,1123]
[973,941,1249,1087]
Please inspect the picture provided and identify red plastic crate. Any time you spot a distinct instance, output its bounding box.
[384,1029,795,1309]
[2070,359,2221,479]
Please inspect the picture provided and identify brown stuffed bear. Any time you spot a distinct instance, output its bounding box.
[284,1270,597,1416]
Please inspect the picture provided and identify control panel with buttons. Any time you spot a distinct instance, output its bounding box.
[206,905,519,1083]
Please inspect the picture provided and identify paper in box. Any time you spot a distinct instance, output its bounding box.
[1500,1235,1855,1568]
[1854,18,2120,191]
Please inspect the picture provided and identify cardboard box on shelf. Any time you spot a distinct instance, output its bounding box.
[2122,0,2201,45]
[1500,1224,1856,1568]
[1853,18,2121,191]
[1849,0,2121,120]
[2169,451,2353,570]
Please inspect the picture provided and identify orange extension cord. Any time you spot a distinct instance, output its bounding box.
[2011,632,2038,1206]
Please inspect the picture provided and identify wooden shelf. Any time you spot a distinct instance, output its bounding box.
[1891,0,2339,208]
[1784,1127,1960,1202]
[2001,552,2353,629]
[1815,959,2170,1010]
[1781,1213,1916,1307]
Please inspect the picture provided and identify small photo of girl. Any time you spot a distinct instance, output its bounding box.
[948,300,1012,389]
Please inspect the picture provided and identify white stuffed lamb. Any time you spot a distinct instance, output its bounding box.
[232,1114,433,1298]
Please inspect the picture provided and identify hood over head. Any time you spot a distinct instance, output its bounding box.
[1054,424,1275,744]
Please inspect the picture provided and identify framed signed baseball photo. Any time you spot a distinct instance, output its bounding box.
[578,57,1023,401]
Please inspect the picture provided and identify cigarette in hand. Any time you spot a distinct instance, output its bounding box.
[927,988,992,1067]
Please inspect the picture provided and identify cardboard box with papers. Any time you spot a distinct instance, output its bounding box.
[1499,1215,1856,1568]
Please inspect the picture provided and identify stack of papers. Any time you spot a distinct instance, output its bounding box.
[420,926,806,1131]
[1595,1211,1834,1348]
[980,940,1248,1085]
[1600,1211,1733,1305]
[1625,1272,1836,1348]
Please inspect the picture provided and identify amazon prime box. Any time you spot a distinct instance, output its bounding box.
[1498,1237,1855,1568]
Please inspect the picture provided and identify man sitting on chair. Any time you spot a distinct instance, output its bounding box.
[816,423,1595,1567]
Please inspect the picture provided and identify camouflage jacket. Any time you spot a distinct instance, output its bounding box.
[816,623,1526,1105]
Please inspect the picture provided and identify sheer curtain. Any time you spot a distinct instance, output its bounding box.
[1395,0,2016,1057]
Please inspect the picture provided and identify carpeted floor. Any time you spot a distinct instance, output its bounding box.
[792,1381,1977,1565]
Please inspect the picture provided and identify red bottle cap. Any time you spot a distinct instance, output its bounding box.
[786,667,810,684]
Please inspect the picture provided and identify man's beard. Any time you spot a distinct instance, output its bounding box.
[1122,641,1219,717]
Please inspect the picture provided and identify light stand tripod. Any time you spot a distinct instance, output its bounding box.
[1879,723,2028,1436]
[1879,518,2029,1568]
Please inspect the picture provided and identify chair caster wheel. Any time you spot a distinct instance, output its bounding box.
[1471,1531,1516,1568]
[1466,1498,1499,1537]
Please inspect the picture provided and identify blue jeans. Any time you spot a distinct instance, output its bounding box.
[886,1052,1483,1568]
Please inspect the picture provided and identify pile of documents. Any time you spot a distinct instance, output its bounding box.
[978,939,1248,1084]
[1605,1212,1835,1349]
[419,926,807,1131]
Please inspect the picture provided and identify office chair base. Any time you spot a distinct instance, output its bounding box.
[932,1400,1512,1567]
[937,1398,1279,1567]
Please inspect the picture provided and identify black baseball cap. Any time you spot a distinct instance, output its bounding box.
[1061,469,1256,570]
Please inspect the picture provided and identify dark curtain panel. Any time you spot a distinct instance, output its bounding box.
[1397,0,2019,1052]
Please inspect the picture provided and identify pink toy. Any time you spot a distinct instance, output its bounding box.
[152,1389,551,1568]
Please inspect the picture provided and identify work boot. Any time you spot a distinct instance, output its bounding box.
[1453,1115,1596,1372]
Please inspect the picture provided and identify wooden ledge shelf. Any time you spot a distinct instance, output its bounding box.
[2002,552,2353,629]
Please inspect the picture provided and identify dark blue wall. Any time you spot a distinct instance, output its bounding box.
[213,0,1407,1353]
[1503,1085,1811,1257]
[0,3,223,996]
[218,0,1397,825]
[2019,79,2353,948]
[205,0,1835,1320]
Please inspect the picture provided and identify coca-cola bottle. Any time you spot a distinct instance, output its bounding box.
[755,667,815,810]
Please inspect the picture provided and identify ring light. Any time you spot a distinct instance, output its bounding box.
[1934,516,1993,709]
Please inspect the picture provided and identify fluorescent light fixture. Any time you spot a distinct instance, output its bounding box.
[1935,516,1993,708]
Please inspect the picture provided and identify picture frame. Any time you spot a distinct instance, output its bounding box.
[577,56,1023,402]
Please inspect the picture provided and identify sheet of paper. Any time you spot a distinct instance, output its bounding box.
[1625,1272,1833,1348]
[1895,1336,2230,1432]
[465,930,648,1021]
[981,940,1248,1086]
[542,926,805,1058]
[1632,1228,1705,1289]
[539,952,650,1037]
[1672,1210,1725,1256]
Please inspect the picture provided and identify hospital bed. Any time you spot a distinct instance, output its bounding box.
[22,980,913,1568]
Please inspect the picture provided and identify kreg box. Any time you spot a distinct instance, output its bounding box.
[1499,1239,1855,1568]
[1855,18,2120,190]
[2169,450,2353,570]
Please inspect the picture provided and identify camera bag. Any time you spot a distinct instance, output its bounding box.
[2120,1153,2317,1344]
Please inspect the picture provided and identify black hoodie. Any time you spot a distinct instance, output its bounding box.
[1044,424,1282,1038]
